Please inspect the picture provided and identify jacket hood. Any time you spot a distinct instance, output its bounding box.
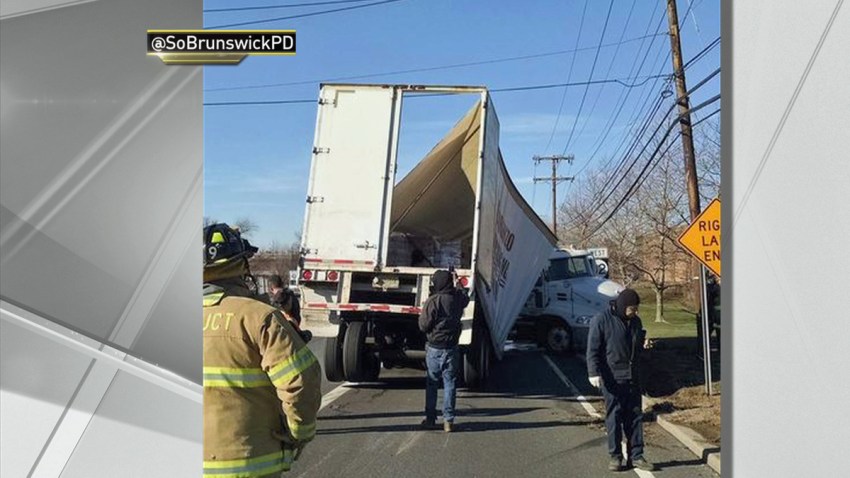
[432,270,454,293]
[614,288,641,318]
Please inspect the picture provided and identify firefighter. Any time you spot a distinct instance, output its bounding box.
[203,223,322,477]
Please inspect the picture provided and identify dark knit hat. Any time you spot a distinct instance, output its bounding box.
[615,288,641,317]
[432,270,454,293]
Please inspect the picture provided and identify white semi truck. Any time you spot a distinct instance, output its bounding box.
[296,84,557,387]
[513,248,624,354]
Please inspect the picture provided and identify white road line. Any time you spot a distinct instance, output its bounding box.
[319,382,352,411]
[544,354,656,478]
[542,354,601,419]
[633,465,656,477]
[624,443,656,478]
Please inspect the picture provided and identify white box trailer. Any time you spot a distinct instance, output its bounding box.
[297,84,556,387]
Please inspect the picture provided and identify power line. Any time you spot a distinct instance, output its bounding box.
[204,99,316,106]
[590,67,719,211]
[589,88,669,209]
[204,0,372,14]
[560,0,650,202]
[570,0,638,153]
[206,0,405,29]
[201,74,670,107]
[585,93,721,238]
[609,35,719,166]
[561,0,615,155]
[204,33,668,92]
[577,6,670,178]
[681,36,720,72]
[693,107,721,128]
[627,105,721,203]
[490,74,668,92]
[584,37,675,208]
[577,4,713,178]
[542,0,589,154]
[581,32,718,185]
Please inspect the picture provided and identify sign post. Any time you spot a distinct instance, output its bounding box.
[677,198,721,395]
[698,265,713,395]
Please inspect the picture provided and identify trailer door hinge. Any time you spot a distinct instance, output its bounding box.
[313,146,331,155]
[318,98,336,106]
[306,196,325,204]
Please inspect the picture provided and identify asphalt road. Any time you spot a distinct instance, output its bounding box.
[301,338,717,478]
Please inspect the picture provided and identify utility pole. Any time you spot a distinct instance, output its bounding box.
[666,0,701,221]
[667,0,712,395]
[533,154,574,237]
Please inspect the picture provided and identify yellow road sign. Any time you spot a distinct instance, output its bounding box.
[678,198,721,276]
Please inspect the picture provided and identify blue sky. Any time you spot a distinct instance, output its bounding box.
[204,0,720,248]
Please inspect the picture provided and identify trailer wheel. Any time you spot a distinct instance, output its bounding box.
[343,321,379,382]
[323,325,345,382]
[543,321,573,354]
[463,323,490,389]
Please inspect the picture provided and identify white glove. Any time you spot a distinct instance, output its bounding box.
[588,376,603,389]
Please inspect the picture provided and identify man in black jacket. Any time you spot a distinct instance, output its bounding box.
[268,274,301,326]
[418,269,469,432]
[587,288,655,472]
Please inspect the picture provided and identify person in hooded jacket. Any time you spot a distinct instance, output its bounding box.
[418,269,469,432]
[586,288,655,472]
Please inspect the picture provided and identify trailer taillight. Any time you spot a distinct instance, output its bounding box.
[459,276,469,288]
[301,269,339,282]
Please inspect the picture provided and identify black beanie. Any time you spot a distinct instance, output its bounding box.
[432,270,453,293]
[615,288,640,317]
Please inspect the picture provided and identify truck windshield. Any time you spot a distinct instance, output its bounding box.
[548,257,593,280]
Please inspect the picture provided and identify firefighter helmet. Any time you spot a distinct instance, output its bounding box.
[203,223,258,268]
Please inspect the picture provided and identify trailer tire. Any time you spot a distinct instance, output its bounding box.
[543,320,573,355]
[343,321,379,382]
[323,326,346,382]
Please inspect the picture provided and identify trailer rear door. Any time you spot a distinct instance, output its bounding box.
[302,85,398,263]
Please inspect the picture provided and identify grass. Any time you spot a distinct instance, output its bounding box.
[627,285,721,446]
[631,284,699,339]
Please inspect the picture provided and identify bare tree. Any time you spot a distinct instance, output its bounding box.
[597,195,642,287]
[233,217,258,237]
[556,112,721,321]
[203,216,218,228]
[250,237,301,282]
[695,117,721,202]
[557,166,608,248]
[630,140,695,322]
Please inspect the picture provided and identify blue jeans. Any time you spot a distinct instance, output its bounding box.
[425,345,459,423]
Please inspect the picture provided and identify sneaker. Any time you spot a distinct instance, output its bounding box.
[608,456,624,472]
[443,421,453,433]
[632,457,655,471]
[420,419,439,430]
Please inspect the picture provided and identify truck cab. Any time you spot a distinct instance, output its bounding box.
[515,248,623,354]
